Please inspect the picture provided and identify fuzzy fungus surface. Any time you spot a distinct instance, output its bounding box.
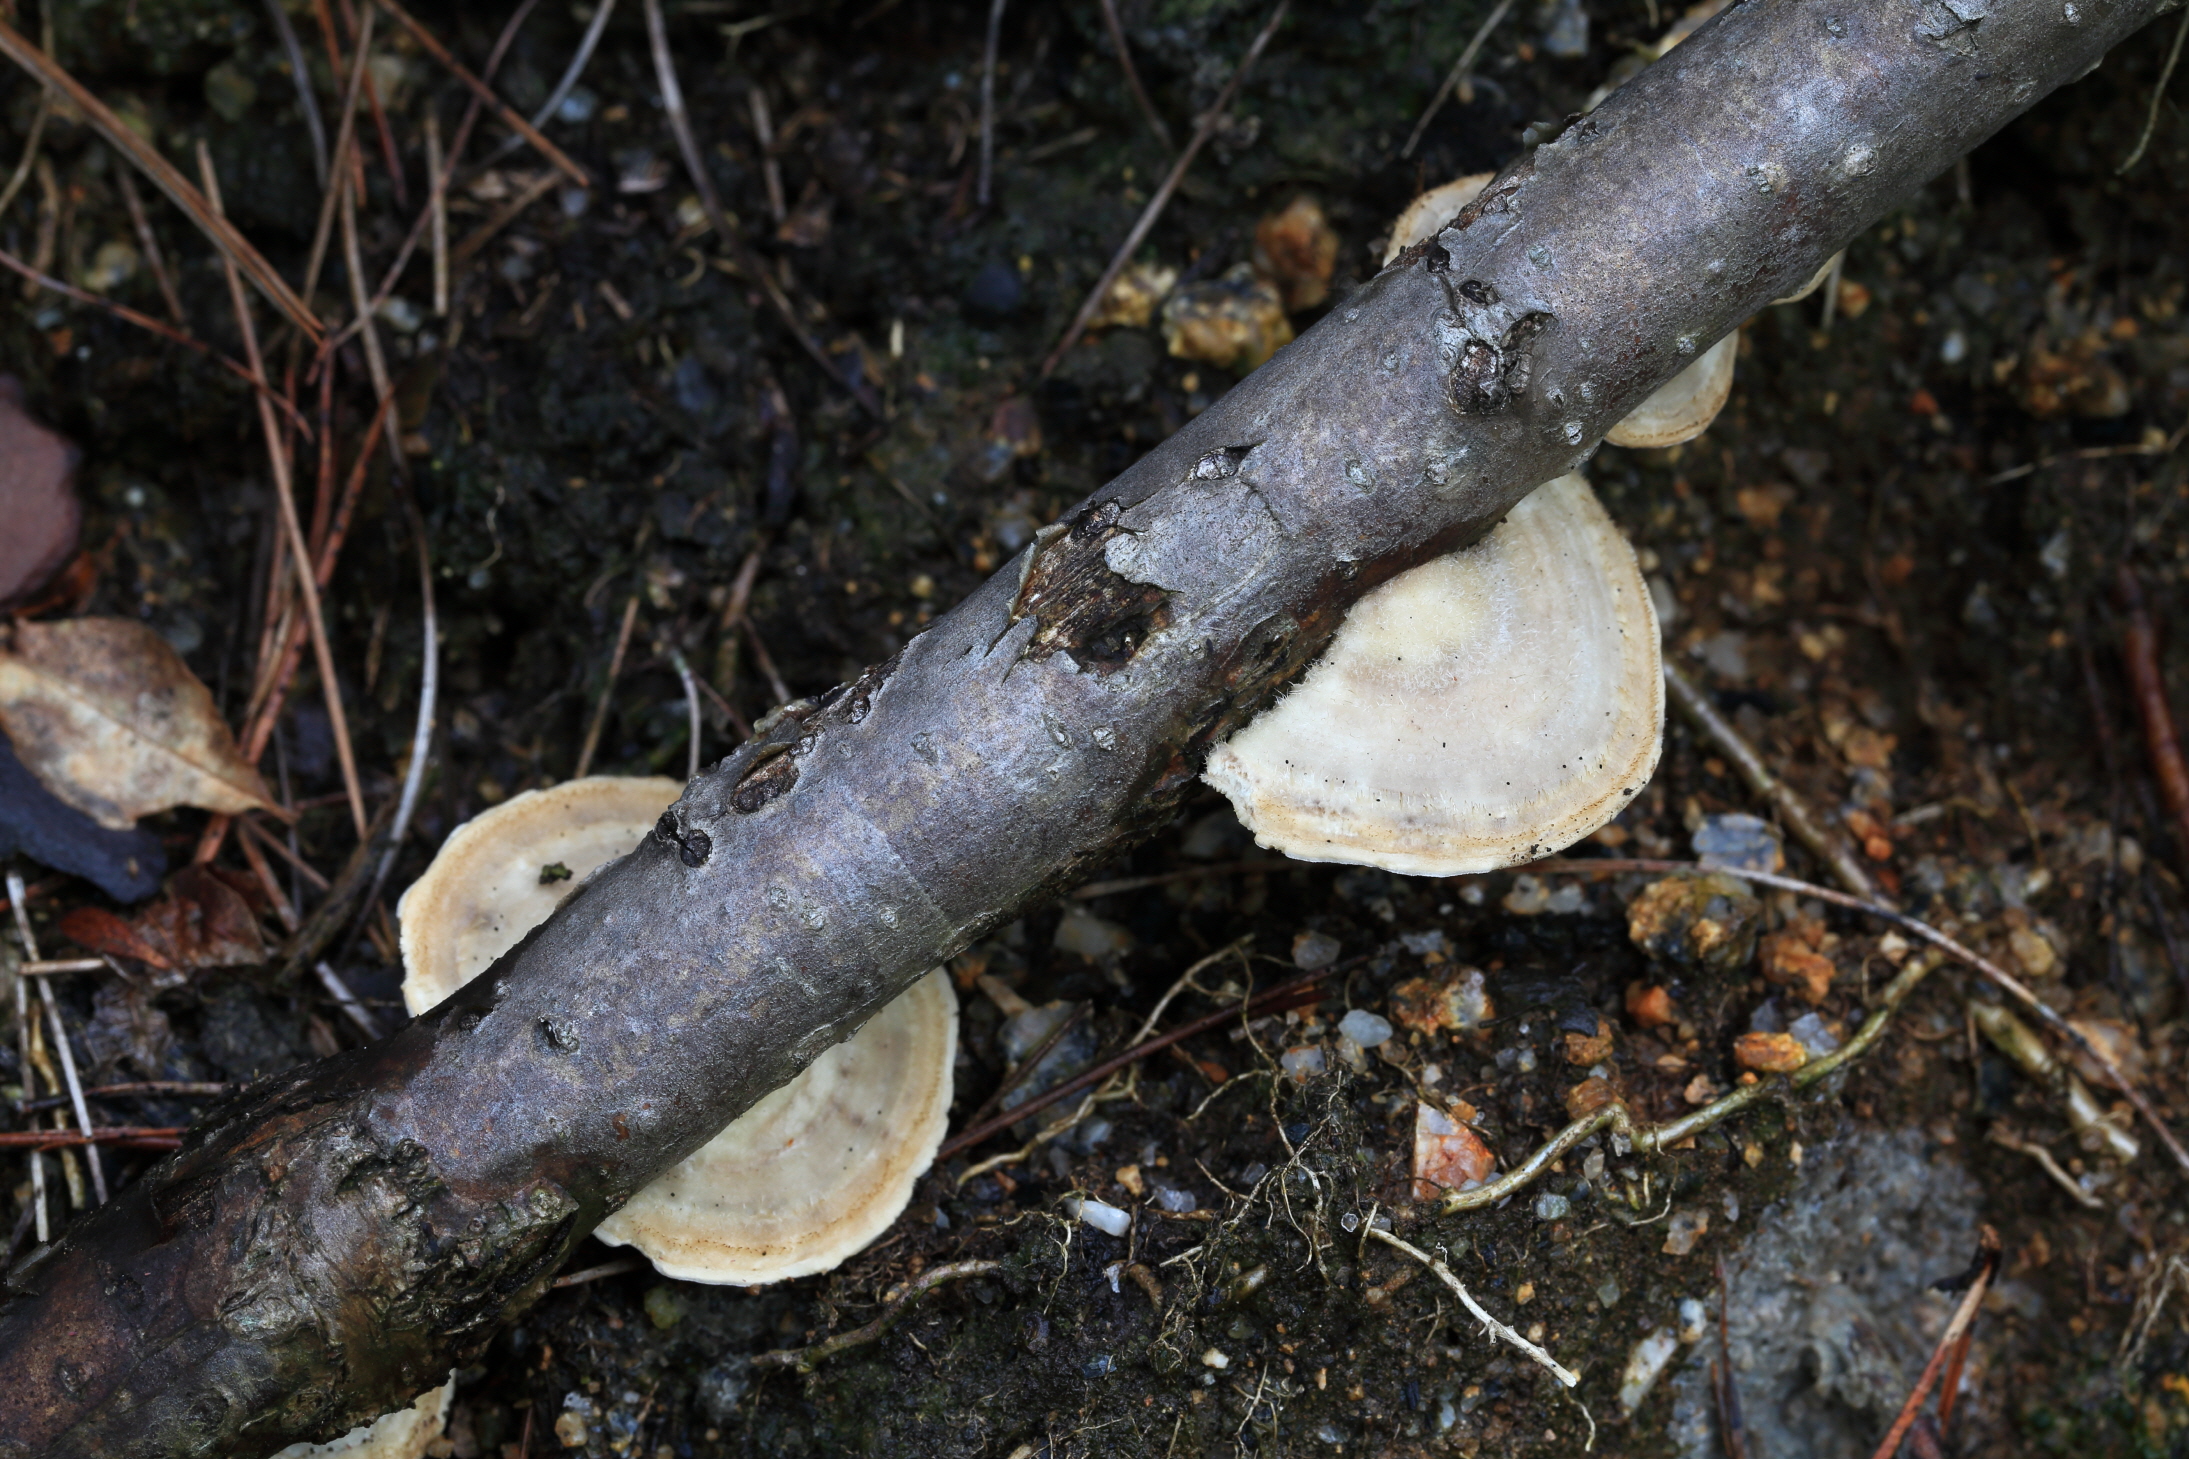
[1203,473,1662,875]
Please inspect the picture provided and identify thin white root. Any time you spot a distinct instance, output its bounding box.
[1367,1226,1580,1387]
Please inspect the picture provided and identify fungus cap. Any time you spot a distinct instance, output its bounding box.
[1602,331,1737,449]
[269,1381,451,1459]
[1202,474,1662,876]
[1381,172,1493,266]
[398,776,956,1285]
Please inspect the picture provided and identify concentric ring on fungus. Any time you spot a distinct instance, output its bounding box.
[1203,474,1662,876]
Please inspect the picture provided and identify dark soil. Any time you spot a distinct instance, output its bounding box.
[3,2,2188,1456]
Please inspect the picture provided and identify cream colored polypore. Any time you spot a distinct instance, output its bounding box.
[1382,172,1492,266]
[1203,474,1662,876]
[1602,332,1737,449]
[269,1381,452,1459]
[399,776,956,1285]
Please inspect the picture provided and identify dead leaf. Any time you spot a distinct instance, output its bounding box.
[59,865,267,977]
[0,374,81,609]
[0,616,276,829]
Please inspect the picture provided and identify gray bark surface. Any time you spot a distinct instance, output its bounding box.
[0,0,2169,1452]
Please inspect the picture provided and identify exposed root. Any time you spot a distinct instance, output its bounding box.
[751,1260,1002,1376]
[1366,1226,1580,1387]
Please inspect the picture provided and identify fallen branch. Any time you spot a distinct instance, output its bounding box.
[0,3,2169,1452]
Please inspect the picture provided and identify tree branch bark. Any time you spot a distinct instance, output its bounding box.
[0,1,2169,1452]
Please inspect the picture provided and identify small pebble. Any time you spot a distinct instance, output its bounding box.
[1061,1195,1132,1237]
[1291,929,1342,969]
[1152,1185,1198,1214]
[1676,1298,1709,1344]
[1618,1328,1681,1416]
[1533,1192,1571,1221]
[1338,1009,1394,1047]
[1201,1348,1230,1370]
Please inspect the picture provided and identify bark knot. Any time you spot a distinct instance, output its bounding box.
[1009,498,1167,672]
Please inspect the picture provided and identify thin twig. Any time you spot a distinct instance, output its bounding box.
[371,0,591,187]
[977,0,1007,208]
[752,1260,1003,1373]
[264,0,331,186]
[1864,1228,2001,1459]
[0,65,49,225]
[16,960,106,976]
[1072,860,1288,900]
[7,872,50,1244]
[2117,564,2189,870]
[1399,0,1519,159]
[1040,1,1288,379]
[113,169,185,327]
[239,815,332,892]
[446,170,560,271]
[2116,5,2188,174]
[1440,946,1947,1214]
[748,85,787,223]
[550,1257,642,1289]
[0,247,308,427]
[300,0,375,318]
[669,647,703,781]
[19,1082,230,1114]
[345,500,440,968]
[1098,0,1173,150]
[200,144,369,844]
[1986,423,2186,485]
[518,0,619,148]
[1987,1126,2104,1209]
[642,0,882,416]
[0,1127,182,1151]
[0,22,321,338]
[576,595,643,780]
[1662,660,1882,901]
[1128,936,1252,1048]
[938,962,1341,1160]
[8,882,106,1204]
[958,1000,1089,1134]
[741,616,792,708]
[339,179,405,467]
[1367,1227,1579,1386]
[426,111,448,316]
[315,961,384,1042]
[1535,856,2189,1175]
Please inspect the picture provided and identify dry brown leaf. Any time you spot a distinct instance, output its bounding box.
[58,865,267,976]
[0,616,276,829]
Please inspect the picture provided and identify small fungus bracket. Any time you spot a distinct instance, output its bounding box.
[1007,498,1168,673]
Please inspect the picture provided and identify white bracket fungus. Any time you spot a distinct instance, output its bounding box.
[398,776,955,1285]
[1203,474,1662,876]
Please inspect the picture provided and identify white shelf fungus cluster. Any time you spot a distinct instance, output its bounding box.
[398,776,956,1288]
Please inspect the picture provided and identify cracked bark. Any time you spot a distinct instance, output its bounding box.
[0,0,2171,1452]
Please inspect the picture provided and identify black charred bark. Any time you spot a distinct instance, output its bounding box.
[0,0,2170,1451]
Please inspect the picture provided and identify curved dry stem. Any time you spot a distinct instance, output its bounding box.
[1440,948,1945,1216]
[751,1260,1003,1375]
